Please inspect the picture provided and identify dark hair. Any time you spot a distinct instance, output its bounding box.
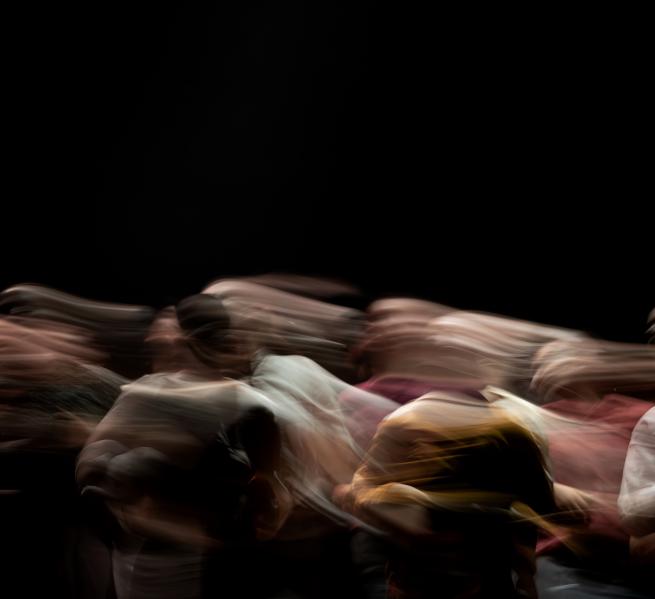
[175,294,232,356]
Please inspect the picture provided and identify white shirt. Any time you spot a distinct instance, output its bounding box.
[619,405,655,536]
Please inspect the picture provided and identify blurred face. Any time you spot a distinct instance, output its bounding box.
[173,294,238,375]
[182,321,252,379]
[145,307,201,372]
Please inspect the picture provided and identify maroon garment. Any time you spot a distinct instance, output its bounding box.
[358,376,484,405]
[539,394,653,554]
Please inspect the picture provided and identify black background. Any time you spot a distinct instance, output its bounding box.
[3,3,652,340]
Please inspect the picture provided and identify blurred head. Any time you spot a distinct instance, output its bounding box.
[175,294,249,377]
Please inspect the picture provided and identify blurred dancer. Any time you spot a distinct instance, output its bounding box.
[339,389,560,599]
[0,284,155,378]
[0,318,124,598]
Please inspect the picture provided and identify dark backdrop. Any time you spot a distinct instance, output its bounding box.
[3,3,652,340]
